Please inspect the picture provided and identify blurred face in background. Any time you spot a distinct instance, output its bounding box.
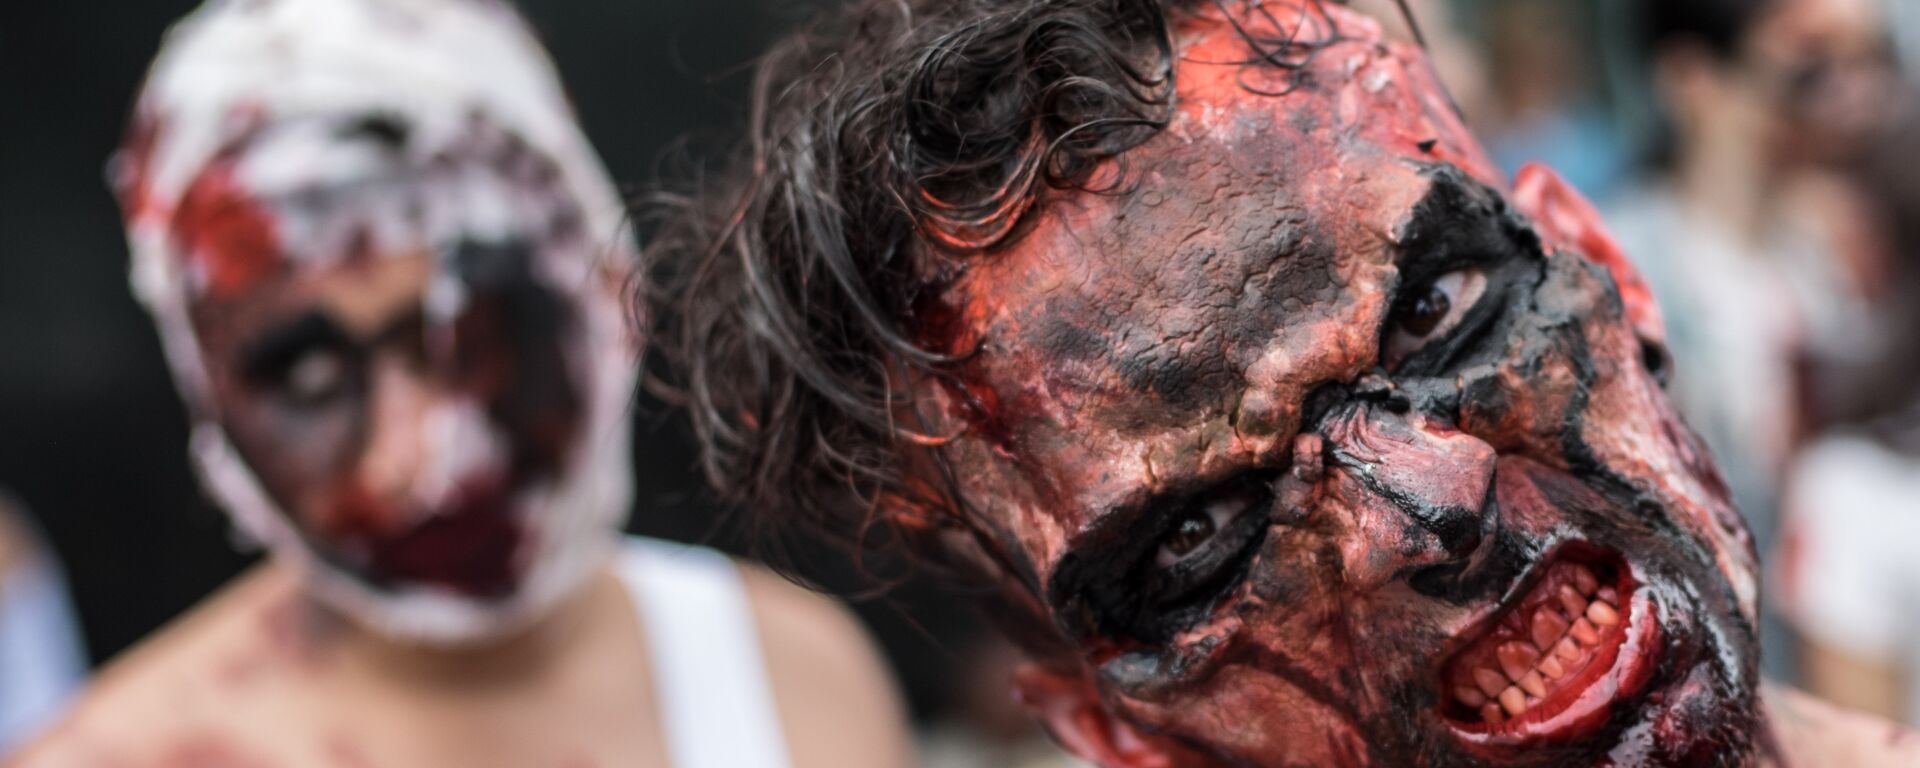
[178,121,593,602]
[1749,0,1900,166]
[117,0,639,644]
[123,112,635,643]
[1658,0,1902,171]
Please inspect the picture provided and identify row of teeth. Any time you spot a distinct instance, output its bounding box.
[1456,564,1622,724]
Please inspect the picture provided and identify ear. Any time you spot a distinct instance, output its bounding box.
[1511,164,1666,347]
[1013,663,1191,768]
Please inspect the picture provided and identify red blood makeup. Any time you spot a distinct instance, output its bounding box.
[120,0,639,644]
[911,3,1762,765]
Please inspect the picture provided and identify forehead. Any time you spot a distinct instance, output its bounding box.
[937,3,1502,564]
[173,116,584,307]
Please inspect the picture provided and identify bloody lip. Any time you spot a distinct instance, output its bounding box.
[337,472,527,600]
[1438,546,1662,748]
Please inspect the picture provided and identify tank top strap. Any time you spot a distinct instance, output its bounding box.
[615,537,791,768]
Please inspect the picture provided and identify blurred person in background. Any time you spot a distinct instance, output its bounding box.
[1603,0,1817,686]
[0,494,86,756]
[1478,0,1629,201]
[1610,0,1919,698]
[1779,64,1920,723]
[11,0,910,766]
[1748,0,1905,398]
[1607,0,1797,524]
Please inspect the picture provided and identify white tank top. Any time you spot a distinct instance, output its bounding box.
[615,537,792,768]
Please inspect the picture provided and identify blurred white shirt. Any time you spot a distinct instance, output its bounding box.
[1782,434,1920,723]
[1606,185,1806,506]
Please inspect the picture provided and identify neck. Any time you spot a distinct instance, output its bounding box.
[1673,116,1770,242]
[325,567,618,692]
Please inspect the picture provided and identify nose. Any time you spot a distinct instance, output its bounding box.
[356,354,435,501]
[1313,404,1497,593]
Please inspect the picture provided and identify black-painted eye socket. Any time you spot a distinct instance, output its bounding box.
[1144,474,1274,610]
[1639,337,1671,387]
[1384,269,1487,370]
[240,311,363,410]
[1047,471,1280,645]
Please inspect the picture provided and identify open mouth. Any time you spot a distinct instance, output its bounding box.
[1438,546,1661,745]
[355,473,527,600]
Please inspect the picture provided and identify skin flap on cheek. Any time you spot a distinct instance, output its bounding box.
[1511,164,1665,344]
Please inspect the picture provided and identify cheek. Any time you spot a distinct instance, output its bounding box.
[1574,312,1758,605]
[217,384,364,510]
[1114,662,1372,765]
[451,298,585,471]
[1459,253,1757,604]
[1456,355,1583,461]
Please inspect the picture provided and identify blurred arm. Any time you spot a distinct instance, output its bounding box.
[0,501,89,756]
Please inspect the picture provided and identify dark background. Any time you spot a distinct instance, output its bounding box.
[0,0,974,722]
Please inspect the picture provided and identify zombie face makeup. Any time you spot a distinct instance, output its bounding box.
[119,0,636,644]
[184,120,596,602]
[916,5,1759,765]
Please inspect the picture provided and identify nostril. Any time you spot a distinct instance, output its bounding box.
[1406,560,1471,600]
[1401,506,1494,601]
[1301,381,1352,430]
[1351,373,1393,401]
[1352,373,1411,413]
[1411,502,1484,557]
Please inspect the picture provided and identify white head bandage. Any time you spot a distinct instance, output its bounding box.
[118,0,638,644]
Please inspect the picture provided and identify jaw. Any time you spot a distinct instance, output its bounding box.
[1226,461,1762,766]
[1395,473,1760,766]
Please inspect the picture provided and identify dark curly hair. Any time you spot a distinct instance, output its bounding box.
[640,0,1359,630]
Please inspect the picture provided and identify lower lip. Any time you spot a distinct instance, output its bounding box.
[1441,555,1663,749]
[361,479,525,600]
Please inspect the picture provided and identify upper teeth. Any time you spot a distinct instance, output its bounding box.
[1455,563,1624,724]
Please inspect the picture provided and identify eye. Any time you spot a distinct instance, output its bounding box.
[283,349,350,407]
[1154,497,1236,567]
[1384,269,1487,369]
[239,311,359,409]
[1146,475,1273,607]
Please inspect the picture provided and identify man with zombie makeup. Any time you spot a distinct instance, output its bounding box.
[647,0,1920,765]
[11,1,911,766]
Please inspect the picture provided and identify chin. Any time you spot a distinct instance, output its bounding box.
[309,522,620,647]
[256,484,626,647]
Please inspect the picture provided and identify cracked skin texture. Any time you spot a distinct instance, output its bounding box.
[915,3,1769,766]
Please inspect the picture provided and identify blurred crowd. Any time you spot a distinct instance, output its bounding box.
[3,0,1920,761]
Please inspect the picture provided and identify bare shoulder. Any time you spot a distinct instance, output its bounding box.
[9,567,307,768]
[1766,684,1920,768]
[736,563,917,768]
